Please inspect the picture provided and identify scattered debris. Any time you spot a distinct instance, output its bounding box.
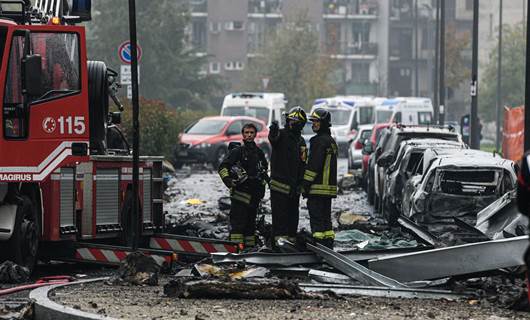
[334,229,419,250]
[368,236,528,282]
[109,252,159,286]
[185,198,205,205]
[476,190,529,240]
[164,278,314,299]
[0,261,29,284]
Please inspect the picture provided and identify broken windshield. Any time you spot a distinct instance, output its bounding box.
[435,169,500,196]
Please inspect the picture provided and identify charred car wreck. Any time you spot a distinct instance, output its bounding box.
[403,151,516,225]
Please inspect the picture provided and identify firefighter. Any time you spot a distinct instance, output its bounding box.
[218,123,268,249]
[268,106,307,247]
[302,108,337,249]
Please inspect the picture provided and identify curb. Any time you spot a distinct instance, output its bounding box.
[29,277,118,320]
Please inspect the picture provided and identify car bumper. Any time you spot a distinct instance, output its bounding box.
[175,147,213,163]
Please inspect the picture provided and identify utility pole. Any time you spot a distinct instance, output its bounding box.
[128,0,140,250]
[495,0,502,153]
[470,0,480,149]
[433,0,440,123]
[525,0,530,151]
[439,0,445,125]
[414,0,419,96]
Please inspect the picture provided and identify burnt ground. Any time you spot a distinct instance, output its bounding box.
[52,276,529,320]
[47,159,530,319]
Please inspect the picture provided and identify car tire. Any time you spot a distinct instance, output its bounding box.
[174,161,183,170]
[213,147,228,169]
[367,174,374,205]
[347,151,353,172]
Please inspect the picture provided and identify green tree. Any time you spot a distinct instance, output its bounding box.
[445,24,471,93]
[242,17,336,108]
[479,23,526,121]
[85,0,226,110]
[119,98,210,159]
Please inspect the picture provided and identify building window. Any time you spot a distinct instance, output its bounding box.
[210,22,221,33]
[225,21,245,31]
[351,62,370,84]
[209,62,220,74]
[465,0,473,11]
[224,61,234,70]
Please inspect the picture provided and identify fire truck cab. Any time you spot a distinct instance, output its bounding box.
[0,0,165,271]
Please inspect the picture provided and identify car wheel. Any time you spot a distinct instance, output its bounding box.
[174,161,183,170]
[347,152,353,172]
[367,174,374,205]
[213,147,228,169]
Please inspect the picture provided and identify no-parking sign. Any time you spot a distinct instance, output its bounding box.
[118,41,142,64]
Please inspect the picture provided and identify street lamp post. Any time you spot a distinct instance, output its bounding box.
[470,0,480,149]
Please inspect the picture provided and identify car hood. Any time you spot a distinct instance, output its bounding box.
[180,134,216,146]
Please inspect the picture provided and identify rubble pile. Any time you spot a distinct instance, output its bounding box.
[109,252,159,286]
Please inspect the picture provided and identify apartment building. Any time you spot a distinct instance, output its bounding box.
[186,0,480,99]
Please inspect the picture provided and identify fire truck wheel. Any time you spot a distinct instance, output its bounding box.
[87,61,109,152]
[5,196,39,272]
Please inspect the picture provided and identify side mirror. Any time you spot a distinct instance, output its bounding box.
[22,54,42,97]
[362,141,373,155]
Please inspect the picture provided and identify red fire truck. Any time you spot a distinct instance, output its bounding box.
[0,0,237,272]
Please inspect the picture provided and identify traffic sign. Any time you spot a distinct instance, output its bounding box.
[118,41,142,64]
[120,65,140,85]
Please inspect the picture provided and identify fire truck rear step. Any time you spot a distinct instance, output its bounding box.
[70,243,176,268]
[149,234,239,256]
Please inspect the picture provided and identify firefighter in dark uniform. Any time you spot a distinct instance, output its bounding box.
[268,106,307,246]
[218,123,268,248]
[516,151,530,284]
[302,108,337,249]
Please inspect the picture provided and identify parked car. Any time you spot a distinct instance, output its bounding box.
[381,138,468,224]
[311,96,375,157]
[371,125,464,213]
[174,116,270,168]
[402,150,516,224]
[347,124,373,171]
[362,123,391,195]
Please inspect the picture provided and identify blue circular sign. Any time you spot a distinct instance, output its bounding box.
[118,41,142,64]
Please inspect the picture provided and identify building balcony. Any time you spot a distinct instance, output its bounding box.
[327,41,378,58]
[190,0,207,13]
[248,0,282,15]
[323,0,378,19]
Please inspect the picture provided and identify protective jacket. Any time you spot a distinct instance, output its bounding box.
[268,128,307,196]
[303,129,338,197]
[218,142,268,205]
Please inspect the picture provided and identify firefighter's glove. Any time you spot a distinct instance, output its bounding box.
[269,121,279,136]
[222,177,236,189]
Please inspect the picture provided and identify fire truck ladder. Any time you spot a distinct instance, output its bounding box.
[0,0,85,25]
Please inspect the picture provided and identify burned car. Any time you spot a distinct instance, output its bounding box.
[403,151,516,224]
[371,125,463,213]
[381,138,467,224]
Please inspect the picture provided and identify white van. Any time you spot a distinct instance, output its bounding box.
[310,96,375,156]
[375,97,433,125]
[220,92,286,126]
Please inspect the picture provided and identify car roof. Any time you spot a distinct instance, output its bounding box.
[390,125,458,134]
[425,150,514,177]
[400,138,465,148]
[201,115,267,125]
